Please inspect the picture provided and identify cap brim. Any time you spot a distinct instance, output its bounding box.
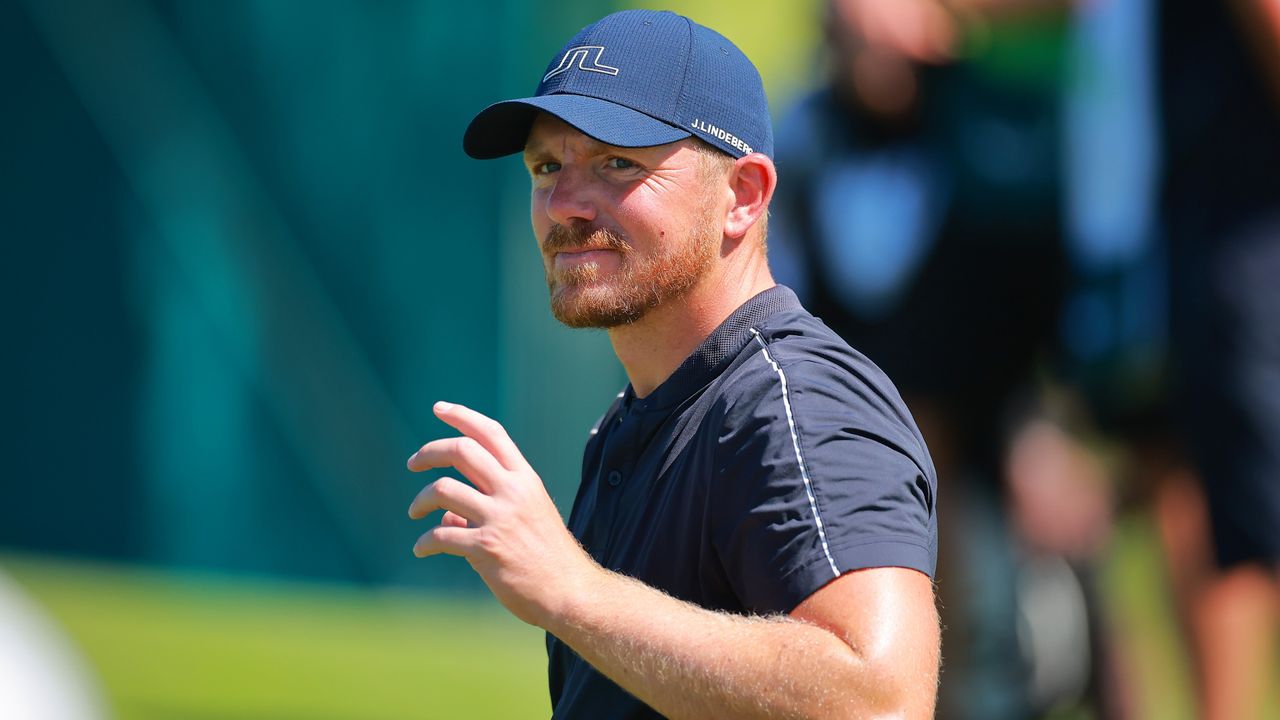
[463,93,692,159]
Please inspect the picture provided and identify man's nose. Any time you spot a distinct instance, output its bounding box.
[544,166,598,226]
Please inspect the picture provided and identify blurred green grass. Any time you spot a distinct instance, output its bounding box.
[3,554,550,719]
[9,515,1277,719]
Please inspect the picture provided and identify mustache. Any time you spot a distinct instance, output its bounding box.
[543,224,630,254]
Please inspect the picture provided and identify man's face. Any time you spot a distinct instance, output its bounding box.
[523,114,725,328]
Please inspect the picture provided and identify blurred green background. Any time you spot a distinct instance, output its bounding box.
[0,1,818,717]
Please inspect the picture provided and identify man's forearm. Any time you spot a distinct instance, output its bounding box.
[546,565,930,720]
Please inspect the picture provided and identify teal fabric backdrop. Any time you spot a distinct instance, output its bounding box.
[2,0,625,589]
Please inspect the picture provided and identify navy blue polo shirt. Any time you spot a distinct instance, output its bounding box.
[547,285,937,719]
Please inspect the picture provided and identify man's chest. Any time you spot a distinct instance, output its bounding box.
[567,408,741,612]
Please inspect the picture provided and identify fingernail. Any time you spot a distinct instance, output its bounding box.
[434,401,453,413]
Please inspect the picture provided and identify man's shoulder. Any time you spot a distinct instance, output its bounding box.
[715,306,892,410]
[709,306,933,476]
[701,301,940,585]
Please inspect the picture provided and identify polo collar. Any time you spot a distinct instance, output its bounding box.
[621,285,802,415]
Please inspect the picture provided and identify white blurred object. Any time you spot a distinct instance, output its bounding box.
[0,570,108,720]
[1016,553,1091,711]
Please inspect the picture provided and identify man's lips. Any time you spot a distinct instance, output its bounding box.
[552,248,618,270]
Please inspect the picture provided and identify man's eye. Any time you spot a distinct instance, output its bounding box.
[606,157,638,170]
[535,162,561,175]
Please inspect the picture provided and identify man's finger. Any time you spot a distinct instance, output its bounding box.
[407,436,503,493]
[408,477,491,522]
[432,401,528,472]
[412,525,477,558]
[440,510,470,529]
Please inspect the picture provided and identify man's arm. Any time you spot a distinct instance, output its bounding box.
[545,564,939,719]
[408,401,940,719]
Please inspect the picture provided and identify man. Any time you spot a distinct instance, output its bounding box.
[406,10,939,718]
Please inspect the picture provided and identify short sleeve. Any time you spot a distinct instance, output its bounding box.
[710,351,937,615]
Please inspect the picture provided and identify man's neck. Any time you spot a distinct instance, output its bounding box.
[608,258,775,399]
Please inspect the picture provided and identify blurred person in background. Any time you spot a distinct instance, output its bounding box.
[771,1,1129,717]
[1052,0,1280,715]
[1156,1,1280,717]
[1052,0,1164,715]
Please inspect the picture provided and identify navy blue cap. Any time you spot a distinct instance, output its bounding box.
[463,10,773,160]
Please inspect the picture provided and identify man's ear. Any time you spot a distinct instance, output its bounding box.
[723,153,777,240]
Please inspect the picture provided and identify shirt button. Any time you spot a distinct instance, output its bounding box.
[607,470,622,487]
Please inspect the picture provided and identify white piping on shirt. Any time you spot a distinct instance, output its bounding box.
[750,328,841,579]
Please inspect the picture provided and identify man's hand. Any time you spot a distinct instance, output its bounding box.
[407,401,597,627]
[406,401,939,718]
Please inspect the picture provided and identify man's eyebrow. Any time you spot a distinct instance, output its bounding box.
[524,133,632,160]
[522,145,556,170]
[523,137,547,156]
